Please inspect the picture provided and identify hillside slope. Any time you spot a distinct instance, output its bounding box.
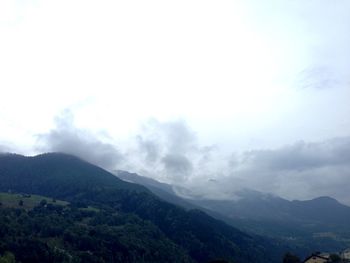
[0,153,284,263]
[0,192,192,263]
[116,172,350,256]
[189,190,350,254]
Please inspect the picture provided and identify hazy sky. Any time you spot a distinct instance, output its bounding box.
[1,1,350,203]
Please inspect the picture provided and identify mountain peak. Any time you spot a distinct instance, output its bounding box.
[292,196,340,205]
[310,196,340,204]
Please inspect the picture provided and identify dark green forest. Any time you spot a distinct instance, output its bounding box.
[0,200,192,263]
[0,153,287,263]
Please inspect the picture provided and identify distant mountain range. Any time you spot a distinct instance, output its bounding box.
[115,171,350,255]
[0,153,286,263]
[116,170,198,210]
[191,189,350,226]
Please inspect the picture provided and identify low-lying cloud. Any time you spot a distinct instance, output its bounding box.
[241,138,350,171]
[221,137,350,204]
[125,119,219,183]
[162,154,193,181]
[36,110,350,204]
[0,145,9,153]
[0,141,16,154]
[36,112,217,184]
[37,110,123,170]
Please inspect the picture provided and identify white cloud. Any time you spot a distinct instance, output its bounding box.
[1,1,350,203]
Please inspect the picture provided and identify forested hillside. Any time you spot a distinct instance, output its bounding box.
[0,153,286,263]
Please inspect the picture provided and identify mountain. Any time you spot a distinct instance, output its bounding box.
[290,196,350,225]
[0,153,147,199]
[115,171,175,194]
[188,189,350,254]
[0,153,285,263]
[115,170,257,233]
[115,170,197,210]
[115,172,350,256]
[0,192,192,263]
[191,189,350,227]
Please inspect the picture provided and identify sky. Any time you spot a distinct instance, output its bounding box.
[1,0,350,203]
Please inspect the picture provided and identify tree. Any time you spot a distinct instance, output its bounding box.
[0,252,16,263]
[283,252,301,263]
[329,254,341,263]
[40,199,47,207]
[18,200,23,206]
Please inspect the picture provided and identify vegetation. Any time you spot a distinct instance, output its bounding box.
[0,252,16,263]
[189,193,350,256]
[0,202,191,263]
[0,192,68,210]
[117,170,350,259]
[0,153,286,262]
[329,254,341,262]
[282,252,301,263]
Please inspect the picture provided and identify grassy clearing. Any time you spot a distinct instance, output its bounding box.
[0,192,100,212]
[0,192,68,210]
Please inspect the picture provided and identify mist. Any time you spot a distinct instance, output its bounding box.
[33,110,350,205]
[1,0,350,204]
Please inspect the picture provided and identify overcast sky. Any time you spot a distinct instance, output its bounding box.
[1,0,350,203]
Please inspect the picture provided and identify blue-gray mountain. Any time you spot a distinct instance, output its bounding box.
[116,172,350,256]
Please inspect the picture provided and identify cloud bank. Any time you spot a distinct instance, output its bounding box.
[122,119,221,183]
[37,110,123,170]
[232,138,350,203]
[131,127,350,204]
[36,111,350,204]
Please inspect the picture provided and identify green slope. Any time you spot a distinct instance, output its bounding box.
[0,200,192,263]
[0,153,284,263]
[0,153,147,198]
[0,192,68,209]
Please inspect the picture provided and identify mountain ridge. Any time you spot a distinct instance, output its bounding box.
[0,152,285,263]
[115,171,350,255]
